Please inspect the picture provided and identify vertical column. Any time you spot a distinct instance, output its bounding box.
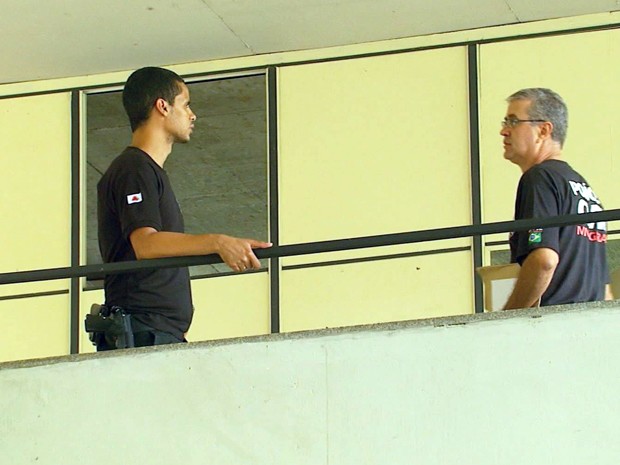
[70,90,81,352]
[268,67,280,333]
[468,44,484,313]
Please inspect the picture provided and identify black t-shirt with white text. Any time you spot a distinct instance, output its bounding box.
[97,147,193,338]
[509,159,608,306]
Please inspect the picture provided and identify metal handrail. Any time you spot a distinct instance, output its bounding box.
[1,209,618,285]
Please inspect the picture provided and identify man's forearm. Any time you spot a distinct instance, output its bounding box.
[503,248,559,310]
[129,227,271,271]
[131,229,224,259]
[503,269,552,309]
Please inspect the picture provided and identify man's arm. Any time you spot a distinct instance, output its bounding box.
[130,227,271,272]
[503,247,559,310]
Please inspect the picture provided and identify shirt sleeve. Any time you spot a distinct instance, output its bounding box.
[513,168,560,264]
[111,160,163,240]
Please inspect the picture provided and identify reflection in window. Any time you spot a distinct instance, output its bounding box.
[85,74,268,282]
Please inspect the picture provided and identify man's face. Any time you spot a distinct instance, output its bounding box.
[500,99,541,169]
[167,83,196,143]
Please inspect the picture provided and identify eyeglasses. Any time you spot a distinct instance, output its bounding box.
[501,117,547,129]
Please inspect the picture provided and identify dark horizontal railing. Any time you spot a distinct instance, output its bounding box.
[1,209,618,286]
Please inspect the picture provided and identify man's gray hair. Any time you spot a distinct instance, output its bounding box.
[507,88,568,147]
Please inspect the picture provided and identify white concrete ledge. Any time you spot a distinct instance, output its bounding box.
[2,300,619,465]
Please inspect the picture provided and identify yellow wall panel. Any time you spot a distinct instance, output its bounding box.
[280,251,474,332]
[187,273,270,341]
[0,293,70,362]
[278,46,471,245]
[0,93,72,276]
[0,280,70,300]
[282,239,471,267]
[479,30,620,240]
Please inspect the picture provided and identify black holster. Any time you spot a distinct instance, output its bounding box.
[84,304,135,349]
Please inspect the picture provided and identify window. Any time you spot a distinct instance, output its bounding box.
[85,73,268,283]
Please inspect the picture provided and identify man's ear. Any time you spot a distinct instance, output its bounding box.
[539,121,554,141]
[154,98,169,116]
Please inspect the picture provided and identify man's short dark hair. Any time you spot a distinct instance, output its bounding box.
[507,88,568,147]
[122,67,185,132]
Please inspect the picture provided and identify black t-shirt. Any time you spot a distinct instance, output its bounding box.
[509,159,609,306]
[97,147,193,338]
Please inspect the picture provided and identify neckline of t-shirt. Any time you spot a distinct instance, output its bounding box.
[540,158,568,168]
[126,146,165,172]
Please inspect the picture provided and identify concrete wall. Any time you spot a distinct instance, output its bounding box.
[2,301,619,465]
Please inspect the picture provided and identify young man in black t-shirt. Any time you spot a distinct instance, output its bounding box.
[96,67,271,349]
[500,88,611,309]
[98,146,193,343]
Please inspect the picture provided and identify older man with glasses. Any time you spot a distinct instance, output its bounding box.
[499,87,612,310]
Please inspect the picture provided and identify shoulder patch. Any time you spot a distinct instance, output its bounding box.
[127,193,143,204]
[528,228,543,244]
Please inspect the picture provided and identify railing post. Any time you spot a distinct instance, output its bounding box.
[468,44,484,313]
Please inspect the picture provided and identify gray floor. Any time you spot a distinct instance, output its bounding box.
[86,74,268,278]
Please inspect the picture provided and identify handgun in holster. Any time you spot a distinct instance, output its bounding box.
[84,304,135,349]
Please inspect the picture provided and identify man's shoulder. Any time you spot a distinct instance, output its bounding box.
[523,159,577,183]
[520,162,551,185]
[537,159,581,176]
[104,147,159,178]
[109,147,150,168]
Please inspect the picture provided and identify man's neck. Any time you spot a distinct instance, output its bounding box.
[130,127,173,168]
[520,145,562,174]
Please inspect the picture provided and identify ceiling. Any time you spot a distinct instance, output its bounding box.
[1,0,619,85]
